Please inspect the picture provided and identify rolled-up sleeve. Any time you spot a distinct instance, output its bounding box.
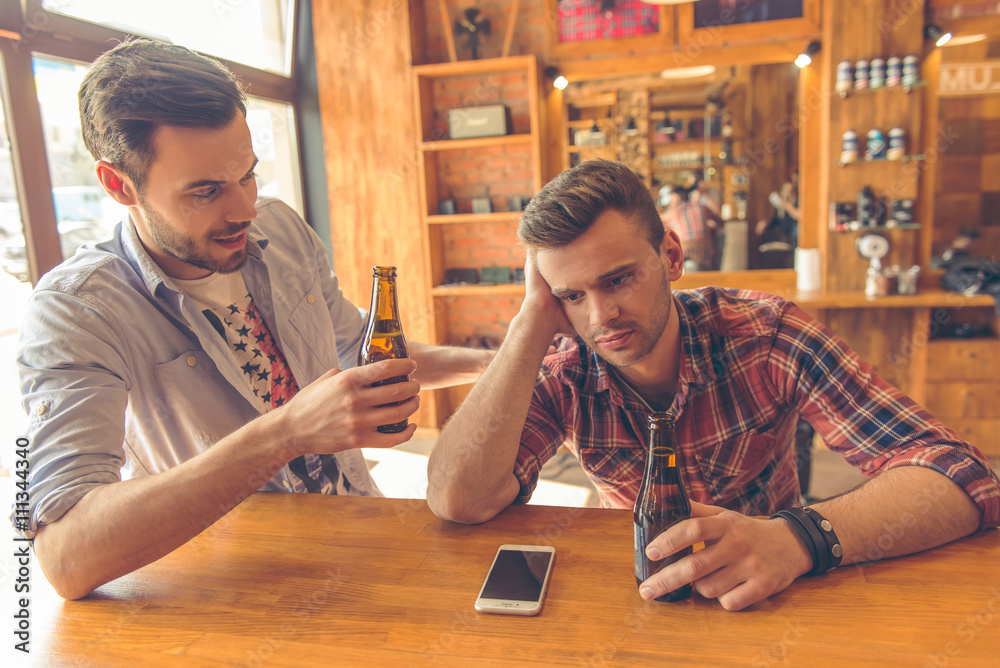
[766,303,1000,529]
[13,288,132,538]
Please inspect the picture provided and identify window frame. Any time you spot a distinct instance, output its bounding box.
[0,0,304,284]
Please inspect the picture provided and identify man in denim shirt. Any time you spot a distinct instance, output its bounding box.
[16,39,490,599]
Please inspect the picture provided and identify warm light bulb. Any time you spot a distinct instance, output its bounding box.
[795,53,812,68]
[553,75,568,90]
[936,31,953,47]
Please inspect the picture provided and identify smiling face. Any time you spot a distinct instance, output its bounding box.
[535,209,685,375]
[130,116,259,279]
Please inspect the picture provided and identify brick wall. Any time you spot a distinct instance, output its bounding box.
[444,293,524,345]
[418,36,542,348]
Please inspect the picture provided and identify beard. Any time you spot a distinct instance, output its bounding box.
[139,196,249,276]
[583,263,673,369]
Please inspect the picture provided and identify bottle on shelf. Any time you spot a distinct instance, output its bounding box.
[865,128,886,161]
[902,55,920,89]
[841,130,859,164]
[836,60,853,97]
[886,56,902,88]
[854,58,870,91]
[887,127,906,161]
[870,57,886,89]
[358,266,410,434]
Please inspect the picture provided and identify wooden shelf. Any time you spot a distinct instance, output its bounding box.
[413,55,539,78]
[568,119,613,129]
[652,138,727,151]
[432,283,527,297]
[413,54,541,425]
[791,289,996,310]
[420,134,533,152]
[831,223,921,231]
[569,145,615,153]
[426,212,522,225]
[838,155,926,166]
[838,81,929,98]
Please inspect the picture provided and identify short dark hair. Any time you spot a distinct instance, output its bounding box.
[518,159,664,252]
[79,38,247,190]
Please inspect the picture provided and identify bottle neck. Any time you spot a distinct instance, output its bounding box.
[369,268,400,322]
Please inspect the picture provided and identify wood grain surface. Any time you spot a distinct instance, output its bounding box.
[27,493,1000,666]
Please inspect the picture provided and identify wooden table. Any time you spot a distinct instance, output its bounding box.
[29,494,1000,666]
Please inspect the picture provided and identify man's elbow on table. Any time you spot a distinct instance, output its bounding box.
[33,526,100,600]
[426,476,518,525]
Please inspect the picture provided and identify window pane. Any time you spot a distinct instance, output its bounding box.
[33,56,125,267]
[0,63,27,283]
[0,53,33,450]
[246,98,303,214]
[42,0,295,76]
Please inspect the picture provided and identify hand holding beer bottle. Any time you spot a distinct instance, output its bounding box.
[358,266,411,433]
[634,412,693,602]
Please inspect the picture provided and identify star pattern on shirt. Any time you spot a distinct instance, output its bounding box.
[203,296,300,413]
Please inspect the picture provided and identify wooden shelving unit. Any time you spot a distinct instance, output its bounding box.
[412,54,544,423]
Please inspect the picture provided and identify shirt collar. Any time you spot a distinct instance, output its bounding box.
[117,213,270,299]
[552,291,719,409]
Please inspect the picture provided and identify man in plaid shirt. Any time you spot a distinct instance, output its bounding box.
[428,159,1000,611]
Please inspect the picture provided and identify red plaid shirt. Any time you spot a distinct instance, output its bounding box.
[662,201,711,243]
[558,0,660,43]
[515,287,1000,527]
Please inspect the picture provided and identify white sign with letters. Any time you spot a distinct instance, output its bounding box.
[939,61,1000,96]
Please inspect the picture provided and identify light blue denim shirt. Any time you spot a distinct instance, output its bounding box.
[15,198,380,538]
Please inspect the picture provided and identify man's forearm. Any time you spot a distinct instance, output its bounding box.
[408,341,494,389]
[34,410,292,599]
[811,465,982,568]
[426,313,551,524]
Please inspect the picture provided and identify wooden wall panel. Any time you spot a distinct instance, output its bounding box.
[821,0,928,292]
[312,0,436,425]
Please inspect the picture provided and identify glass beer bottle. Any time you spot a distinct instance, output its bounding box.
[634,412,693,602]
[358,266,410,433]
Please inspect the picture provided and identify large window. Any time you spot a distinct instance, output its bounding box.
[40,0,295,76]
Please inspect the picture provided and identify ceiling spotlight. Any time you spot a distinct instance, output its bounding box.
[795,41,821,68]
[544,66,568,90]
[925,24,953,47]
[622,116,640,136]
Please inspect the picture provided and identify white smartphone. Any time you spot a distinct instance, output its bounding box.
[474,544,556,616]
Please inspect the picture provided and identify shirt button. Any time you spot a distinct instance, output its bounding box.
[307,294,316,304]
[35,404,48,417]
[186,356,197,367]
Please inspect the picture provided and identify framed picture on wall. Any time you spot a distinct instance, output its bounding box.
[677,0,819,47]
[545,0,675,58]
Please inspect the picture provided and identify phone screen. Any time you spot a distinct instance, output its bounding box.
[481,548,553,602]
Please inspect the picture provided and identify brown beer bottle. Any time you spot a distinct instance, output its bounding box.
[634,412,693,602]
[358,266,410,433]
